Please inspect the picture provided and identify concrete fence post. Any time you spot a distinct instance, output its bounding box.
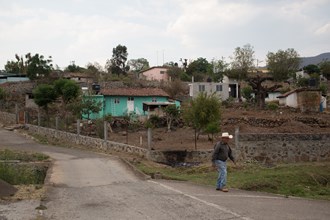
[147,128,152,151]
[104,121,108,141]
[55,116,59,130]
[15,104,19,124]
[38,111,41,127]
[77,119,80,136]
[235,127,240,160]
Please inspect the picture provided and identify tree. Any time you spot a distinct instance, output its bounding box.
[319,61,330,80]
[166,66,183,80]
[53,79,80,106]
[33,84,57,118]
[70,96,102,120]
[0,87,6,108]
[163,105,180,132]
[246,75,281,109]
[210,57,229,82]
[228,44,255,101]
[25,53,53,80]
[303,64,320,74]
[266,48,300,81]
[5,54,27,74]
[182,92,221,149]
[127,58,150,73]
[186,57,212,82]
[106,44,129,75]
[229,44,255,82]
[64,61,84,72]
[163,79,187,99]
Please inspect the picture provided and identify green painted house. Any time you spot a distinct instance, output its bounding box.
[85,87,180,119]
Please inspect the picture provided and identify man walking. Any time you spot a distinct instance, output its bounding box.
[212,132,236,192]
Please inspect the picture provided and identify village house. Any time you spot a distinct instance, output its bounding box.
[277,88,325,112]
[85,87,180,119]
[188,76,238,100]
[138,66,169,82]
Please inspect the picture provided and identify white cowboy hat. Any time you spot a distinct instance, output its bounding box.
[221,132,233,139]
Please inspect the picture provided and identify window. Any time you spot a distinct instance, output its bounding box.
[114,98,120,104]
[199,85,205,92]
[160,71,165,74]
[216,85,222,92]
[128,97,134,101]
[152,97,157,102]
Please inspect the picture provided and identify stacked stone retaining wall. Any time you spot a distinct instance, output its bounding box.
[0,111,16,125]
[27,125,148,158]
[237,133,330,163]
[1,111,329,163]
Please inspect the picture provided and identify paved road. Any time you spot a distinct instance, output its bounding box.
[0,128,329,220]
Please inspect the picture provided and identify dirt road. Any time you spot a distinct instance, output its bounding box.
[0,128,329,220]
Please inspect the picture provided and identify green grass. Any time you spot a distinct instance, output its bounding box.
[134,160,330,200]
[0,149,49,162]
[0,149,50,185]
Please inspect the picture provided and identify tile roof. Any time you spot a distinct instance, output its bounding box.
[100,87,169,97]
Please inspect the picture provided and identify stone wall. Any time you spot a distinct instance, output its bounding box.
[1,112,329,163]
[237,133,330,163]
[0,111,16,125]
[27,125,149,158]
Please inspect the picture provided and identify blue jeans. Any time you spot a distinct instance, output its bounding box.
[215,160,227,189]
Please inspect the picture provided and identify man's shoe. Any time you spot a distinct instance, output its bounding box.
[220,188,229,192]
[216,188,220,191]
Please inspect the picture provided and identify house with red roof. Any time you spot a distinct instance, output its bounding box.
[84,87,179,119]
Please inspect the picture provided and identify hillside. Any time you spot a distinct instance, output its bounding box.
[300,52,330,68]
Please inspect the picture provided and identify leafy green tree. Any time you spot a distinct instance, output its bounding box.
[33,84,57,117]
[210,57,229,82]
[163,105,180,132]
[241,86,253,102]
[53,79,80,106]
[69,96,102,120]
[182,92,221,149]
[319,61,330,80]
[266,48,300,81]
[0,87,6,108]
[303,64,320,74]
[106,44,129,76]
[0,87,5,100]
[204,121,220,143]
[64,62,84,72]
[25,53,53,80]
[5,54,26,74]
[127,58,150,73]
[186,57,212,82]
[228,44,255,101]
[229,44,255,82]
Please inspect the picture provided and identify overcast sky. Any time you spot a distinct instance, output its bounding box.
[1,0,329,70]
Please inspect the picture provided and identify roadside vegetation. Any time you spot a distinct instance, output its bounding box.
[134,159,330,201]
[0,149,50,185]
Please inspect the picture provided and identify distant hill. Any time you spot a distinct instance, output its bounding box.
[300,52,330,68]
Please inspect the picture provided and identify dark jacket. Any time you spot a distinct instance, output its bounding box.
[212,141,234,163]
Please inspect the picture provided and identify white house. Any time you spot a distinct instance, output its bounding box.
[189,79,238,100]
[277,88,323,112]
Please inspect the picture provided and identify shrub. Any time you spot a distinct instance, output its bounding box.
[267,102,279,111]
